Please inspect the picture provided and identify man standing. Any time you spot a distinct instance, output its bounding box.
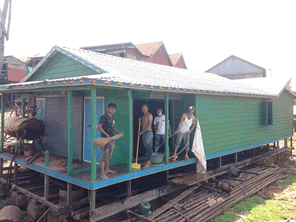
[139,104,153,169]
[154,108,171,152]
[172,106,196,161]
[93,103,123,180]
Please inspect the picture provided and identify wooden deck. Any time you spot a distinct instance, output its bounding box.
[1,152,197,189]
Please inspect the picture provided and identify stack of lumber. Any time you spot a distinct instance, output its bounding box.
[143,166,287,222]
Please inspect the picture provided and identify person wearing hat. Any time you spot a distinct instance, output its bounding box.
[172,106,196,161]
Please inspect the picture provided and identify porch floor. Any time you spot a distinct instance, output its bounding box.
[1,152,197,189]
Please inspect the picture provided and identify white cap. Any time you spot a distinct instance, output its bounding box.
[188,106,195,110]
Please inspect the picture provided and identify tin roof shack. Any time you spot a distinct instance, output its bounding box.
[0,46,293,221]
[0,56,27,84]
[82,41,187,69]
[206,55,266,79]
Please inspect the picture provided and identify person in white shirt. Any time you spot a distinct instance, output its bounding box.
[172,106,196,161]
[154,108,171,152]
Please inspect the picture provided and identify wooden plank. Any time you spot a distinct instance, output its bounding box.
[90,184,187,222]
[146,185,199,220]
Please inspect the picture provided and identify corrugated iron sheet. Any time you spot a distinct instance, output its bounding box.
[0,45,291,98]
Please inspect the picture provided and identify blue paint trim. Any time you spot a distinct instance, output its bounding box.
[0,154,92,189]
[206,134,293,159]
[0,134,292,190]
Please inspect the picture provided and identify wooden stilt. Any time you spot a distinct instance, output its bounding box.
[67,183,72,204]
[235,152,238,163]
[219,156,222,168]
[273,142,276,148]
[285,139,288,148]
[14,163,18,185]
[127,180,131,197]
[277,141,279,148]
[90,190,96,218]
[44,175,49,200]
[290,137,293,148]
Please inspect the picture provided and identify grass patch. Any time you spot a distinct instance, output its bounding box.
[243,200,289,222]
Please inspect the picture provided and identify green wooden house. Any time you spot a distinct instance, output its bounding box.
[0,46,293,221]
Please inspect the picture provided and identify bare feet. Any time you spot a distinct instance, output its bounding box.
[100,174,109,180]
[105,169,116,174]
[171,155,177,161]
[142,164,151,169]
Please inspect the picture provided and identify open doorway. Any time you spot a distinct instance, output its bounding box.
[133,99,175,160]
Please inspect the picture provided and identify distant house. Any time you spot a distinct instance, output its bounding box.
[206,55,266,79]
[81,41,187,69]
[169,53,187,69]
[0,56,27,84]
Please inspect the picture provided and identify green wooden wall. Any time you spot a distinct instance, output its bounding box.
[85,88,130,167]
[174,92,293,157]
[28,53,97,81]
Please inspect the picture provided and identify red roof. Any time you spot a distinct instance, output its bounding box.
[169,53,182,66]
[136,41,163,56]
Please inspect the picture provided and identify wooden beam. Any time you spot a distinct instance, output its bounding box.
[146,185,199,220]
[0,158,3,177]
[91,88,97,181]
[127,90,133,172]
[67,90,73,173]
[90,184,186,221]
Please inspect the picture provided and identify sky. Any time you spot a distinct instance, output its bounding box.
[2,0,296,88]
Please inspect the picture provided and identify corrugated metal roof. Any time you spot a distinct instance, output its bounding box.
[0,45,291,98]
[235,77,292,96]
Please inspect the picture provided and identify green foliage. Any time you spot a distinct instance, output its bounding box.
[233,197,265,213]
[243,200,289,222]
[213,211,237,222]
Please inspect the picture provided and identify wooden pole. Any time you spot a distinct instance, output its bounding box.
[67,90,73,174]
[14,163,18,185]
[90,190,96,217]
[165,93,169,164]
[67,183,72,204]
[44,175,49,200]
[127,180,131,197]
[127,90,133,172]
[22,98,25,117]
[290,137,293,148]
[1,94,5,151]
[284,139,288,148]
[91,88,97,181]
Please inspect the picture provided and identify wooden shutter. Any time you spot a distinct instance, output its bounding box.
[268,102,273,125]
[261,101,267,126]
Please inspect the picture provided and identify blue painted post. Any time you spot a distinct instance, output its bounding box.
[0,95,4,151]
[22,98,25,117]
[67,91,73,174]
[127,90,133,172]
[165,93,169,164]
[91,88,97,181]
